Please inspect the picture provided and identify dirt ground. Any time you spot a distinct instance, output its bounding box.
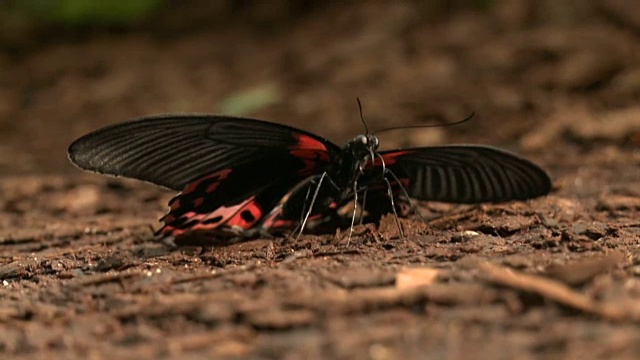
[1,2,640,359]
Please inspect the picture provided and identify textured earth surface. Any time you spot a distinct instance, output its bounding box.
[1,2,640,359]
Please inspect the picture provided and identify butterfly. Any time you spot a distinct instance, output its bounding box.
[68,112,552,243]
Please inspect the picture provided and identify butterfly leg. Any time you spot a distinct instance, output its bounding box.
[384,168,430,226]
[298,184,314,224]
[359,188,368,225]
[382,175,405,239]
[346,177,361,245]
[372,152,404,238]
[296,172,329,240]
[283,184,314,241]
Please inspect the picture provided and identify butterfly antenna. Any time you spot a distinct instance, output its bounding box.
[372,112,475,135]
[357,98,369,134]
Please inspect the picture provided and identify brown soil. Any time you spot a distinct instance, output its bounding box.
[2,2,640,359]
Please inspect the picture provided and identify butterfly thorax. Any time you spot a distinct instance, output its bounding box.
[331,134,380,191]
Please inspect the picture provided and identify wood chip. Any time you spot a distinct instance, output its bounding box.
[395,267,439,289]
[0,258,40,279]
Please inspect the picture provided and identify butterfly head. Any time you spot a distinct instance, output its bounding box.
[348,134,379,159]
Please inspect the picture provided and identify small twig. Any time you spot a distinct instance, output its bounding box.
[478,262,636,322]
[64,271,142,289]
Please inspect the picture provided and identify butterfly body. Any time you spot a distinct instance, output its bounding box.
[68,114,552,243]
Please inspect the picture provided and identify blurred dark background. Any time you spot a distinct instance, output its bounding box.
[1,0,639,176]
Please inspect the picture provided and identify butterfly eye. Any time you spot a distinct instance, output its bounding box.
[365,135,378,149]
[358,135,368,144]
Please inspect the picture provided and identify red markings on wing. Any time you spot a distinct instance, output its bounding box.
[193,197,205,208]
[225,198,263,229]
[161,214,175,223]
[259,200,338,233]
[290,149,331,161]
[290,148,331,175]
[363,150,414,171]
[182,168,232,195]
[293,134,329,152]
[289,134,333,176]
[157,196,264,237]
[206,182,221,193]
[180,211,207,226]
[373,150,415,166]
[169,198,181,210]
[260,205,296,231]
[159,225,183,237]
[259,205,283,229]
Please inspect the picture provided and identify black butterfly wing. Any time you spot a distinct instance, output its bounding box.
[367,145,552,204]
[68,114,341,236]
[69,114,339,191]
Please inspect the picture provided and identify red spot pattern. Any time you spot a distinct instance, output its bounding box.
[193,197,205,208]
[268,218,296,229]
[260,202,329,232]
[372,150,414,167]
[182,168,232,195]
[206,182,221,193]
[160,214,175,223]
[290,149,331,175]
[160,226,181,236]
[260,206,283,229]
[260,205,293,230]
[293,134,329,152]
[159,197,258,236]
[290,149,331,161]
[169,198,181,210]
[226,198,263,229]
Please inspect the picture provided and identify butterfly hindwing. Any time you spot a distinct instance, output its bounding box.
[158,178,305,237]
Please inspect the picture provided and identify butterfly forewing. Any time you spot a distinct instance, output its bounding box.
[68,114,339,191]
[374,145,551,204]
